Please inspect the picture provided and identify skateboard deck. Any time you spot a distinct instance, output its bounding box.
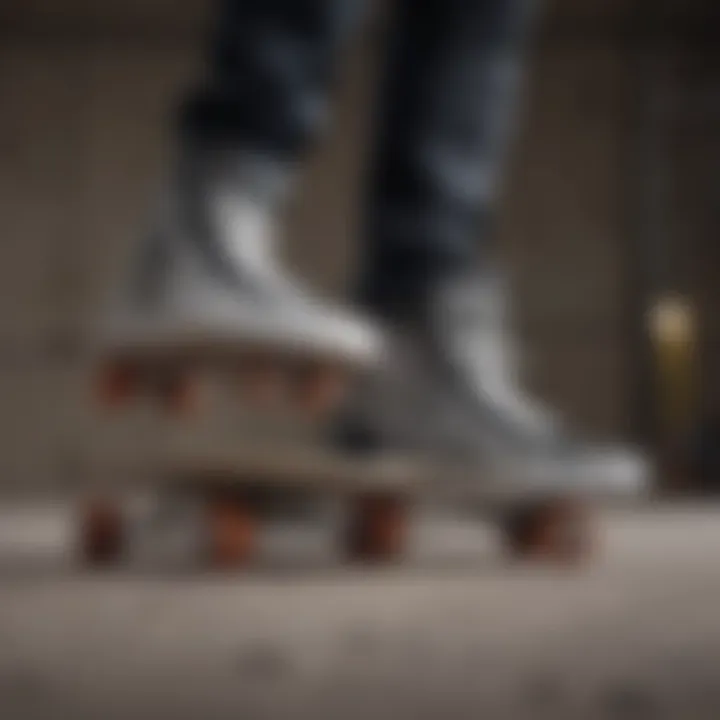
[157,444,641,509]
[94,340,354,417]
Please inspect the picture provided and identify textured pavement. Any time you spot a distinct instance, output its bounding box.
[1,502,720,719]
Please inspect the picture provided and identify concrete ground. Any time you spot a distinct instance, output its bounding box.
[1,501,720,719]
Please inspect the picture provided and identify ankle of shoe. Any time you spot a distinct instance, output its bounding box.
[174,136,294,207]
[355,256,470,325]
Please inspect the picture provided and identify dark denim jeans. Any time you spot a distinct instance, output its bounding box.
[181,0,538,315]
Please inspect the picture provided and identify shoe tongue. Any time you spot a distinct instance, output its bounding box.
[181,140,292,205]
[432,267,509,333]
[217,154,290,204]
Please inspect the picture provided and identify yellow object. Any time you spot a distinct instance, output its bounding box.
[648,295,698,443]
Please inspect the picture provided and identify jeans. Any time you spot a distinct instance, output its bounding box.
[181,0,538,315]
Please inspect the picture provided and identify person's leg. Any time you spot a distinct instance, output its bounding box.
[357,0,537,316]
[159,0,368,292]
[101,0,382,408]
[337,0,648,501]
[180,0,366,160]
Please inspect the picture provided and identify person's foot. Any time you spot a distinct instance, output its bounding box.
[94,142,382,414]
[333,267,650,499]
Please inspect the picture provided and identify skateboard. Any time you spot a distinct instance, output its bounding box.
[78,444,627,569]
[94,304,375,416]
[94,336,357,420]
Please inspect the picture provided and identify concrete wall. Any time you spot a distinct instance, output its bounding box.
[0,0,716,493]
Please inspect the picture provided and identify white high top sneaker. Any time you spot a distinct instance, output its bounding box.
[97,145,382,382]
[334,268,651,503]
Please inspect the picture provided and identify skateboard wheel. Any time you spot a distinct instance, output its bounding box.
[344,493,409,563]
[205,494,258,569]
[503,497,594,564]
[239,355,287,408]
[95,361,138,409]
[293,363,348,417]
[158,373,203,417]
[79,498,125,566]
